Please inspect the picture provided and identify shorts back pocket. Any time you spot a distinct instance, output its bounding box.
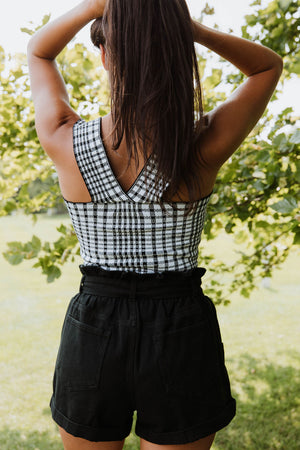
[153,321,221,402]
[56,315,111,391]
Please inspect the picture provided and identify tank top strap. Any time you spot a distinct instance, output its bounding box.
[72,118,129,203]
[72,117,168,203]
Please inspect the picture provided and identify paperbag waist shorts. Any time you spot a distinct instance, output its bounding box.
[50,265,236,444]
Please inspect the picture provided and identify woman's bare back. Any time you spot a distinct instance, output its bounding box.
[54,113,216,204]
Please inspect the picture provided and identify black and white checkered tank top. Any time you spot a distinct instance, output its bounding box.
[65,118,211,273]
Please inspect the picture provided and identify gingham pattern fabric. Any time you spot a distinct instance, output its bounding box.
[65,117,211,273]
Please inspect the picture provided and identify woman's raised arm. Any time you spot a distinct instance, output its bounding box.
[27,0,106,161]
[193,21,283,170]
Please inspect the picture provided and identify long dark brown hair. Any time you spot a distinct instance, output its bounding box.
[91,0,205,206]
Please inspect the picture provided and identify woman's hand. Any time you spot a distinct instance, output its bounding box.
[87,0,108,19]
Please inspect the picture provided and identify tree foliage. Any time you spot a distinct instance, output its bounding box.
[243,0,300,77]
[1,0,299,302]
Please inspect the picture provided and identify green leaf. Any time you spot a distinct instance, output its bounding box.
[46,265,62,283]
[256,150,270,162]
[270,197,298,214]
[253,180,265,191]
[3,252,24,265]
[280,107,294,116]
[57,224,67,235]
[270,23,285,39]
[225,222,235,234]
[241,287,251,298]
[20,27,35,36]
[290,129,300,144]
[42,14,51,26]
[279,0,293,11]
[245,14,257,26]
[31,235,41,252]
[3,201,17,215]
[256,221,269,229]
[274,133,290,152]
[293,231,300,245]
[5,241,24,252]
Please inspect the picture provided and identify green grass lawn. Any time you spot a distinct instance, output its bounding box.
[0,214,299,449]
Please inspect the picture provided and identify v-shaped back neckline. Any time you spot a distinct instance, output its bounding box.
[99,117,152,198]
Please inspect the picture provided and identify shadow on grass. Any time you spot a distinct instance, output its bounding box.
[214,352,300,450]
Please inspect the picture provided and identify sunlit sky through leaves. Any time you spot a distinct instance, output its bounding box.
[1,0,299,114]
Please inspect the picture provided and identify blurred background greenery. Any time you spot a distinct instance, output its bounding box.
[0,0,299,448]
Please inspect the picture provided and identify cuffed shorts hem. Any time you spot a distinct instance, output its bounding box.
[50,397,131,442]
[135,399,236,445]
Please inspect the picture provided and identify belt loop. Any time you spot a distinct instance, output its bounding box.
[79,274,86,293]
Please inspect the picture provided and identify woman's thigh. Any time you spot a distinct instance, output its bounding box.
[59,427,126,450]
[140,434,216,450]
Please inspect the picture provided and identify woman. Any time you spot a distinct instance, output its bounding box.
[27,0,283,449]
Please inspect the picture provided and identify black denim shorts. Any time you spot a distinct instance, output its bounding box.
[50,265,236,444]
